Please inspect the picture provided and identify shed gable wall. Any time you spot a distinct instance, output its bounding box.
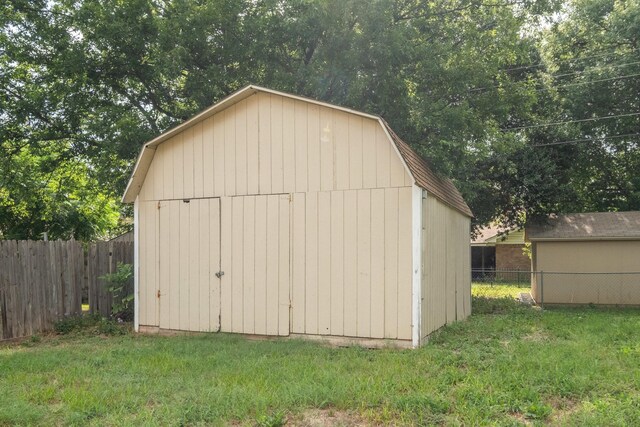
[138,92,412,202]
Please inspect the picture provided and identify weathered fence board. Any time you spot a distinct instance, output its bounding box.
[0,240,133,340]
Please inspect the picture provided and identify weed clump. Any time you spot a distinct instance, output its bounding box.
[54,314,128,336]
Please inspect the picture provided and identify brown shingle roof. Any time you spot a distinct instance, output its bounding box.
[382,120,473,217]
[527,211,640,240]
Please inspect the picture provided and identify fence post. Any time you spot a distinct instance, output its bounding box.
[540,271,544,311]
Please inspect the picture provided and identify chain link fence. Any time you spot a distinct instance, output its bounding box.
[472,269,640,309]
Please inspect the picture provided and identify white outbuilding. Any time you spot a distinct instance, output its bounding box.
[123,85,473,348]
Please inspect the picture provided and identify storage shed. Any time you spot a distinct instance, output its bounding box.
[122,85,473,348]
[528,211,640,305]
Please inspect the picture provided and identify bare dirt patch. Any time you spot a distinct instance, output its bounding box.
[522,329,550,342]
[288,409,373,426]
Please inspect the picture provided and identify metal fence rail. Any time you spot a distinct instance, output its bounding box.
[472,269,640,308]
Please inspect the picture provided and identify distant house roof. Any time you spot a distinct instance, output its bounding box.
[471,225,524,245]
[527,211,640,241]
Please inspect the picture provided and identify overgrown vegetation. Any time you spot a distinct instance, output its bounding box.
[2,288,640,425]
[99,262,134,321]
[53,314,129,336]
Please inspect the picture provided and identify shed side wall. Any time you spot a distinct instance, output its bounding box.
[421,194,471,339]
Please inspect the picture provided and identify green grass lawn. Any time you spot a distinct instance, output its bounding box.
[2,289,640,426]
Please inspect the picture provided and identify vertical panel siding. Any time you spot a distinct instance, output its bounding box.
[334,110,350,190]
[224,107,237,196]
[158,201,171,329]
[213,114,225,196]
[277,195,290,336]
[138,92,412,201]
[320,108,334,191]
[168,201,181,329]
[235,100,248,196]
[265,196,279,335]
[307,104,321,192]
[220,197,233,331]
[242,196,255,334]
[246,96,260,195]
[348,116,363,189]
[290,188,413,340]
[305,191,319,334]
[172,134,184,200]
[138,201,158,326]
[356,190,371,337]
[202,117,215,198]
[161,140,173,199]
[193,122,204,198]
[282,98,296,194]
[330,191,344,336]
[384,188,399,339]
[421,195,471,339]
[342,190,358,337]
[183,126,195,199]
[291,193,306,333]
[271,95,284,194]
[207,200,221,332]
[188,202,200,331]
[370,189,385,338]
[362,120,377,189]
[230,196,244,333]
[317,191,331,334]
[178,202,190,330]
[254,196,268,335]
[294,101,308,193]
[259,94,272,194]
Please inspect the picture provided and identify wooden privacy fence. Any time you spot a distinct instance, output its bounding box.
[0,240,133,340]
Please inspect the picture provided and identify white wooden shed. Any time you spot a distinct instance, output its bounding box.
[122,85,473,348]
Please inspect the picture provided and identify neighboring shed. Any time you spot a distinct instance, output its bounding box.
[528,211,640,305]
[471,226,528,272]
[122,85,473,347]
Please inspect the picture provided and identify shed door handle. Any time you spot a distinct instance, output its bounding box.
[215,271,224,279]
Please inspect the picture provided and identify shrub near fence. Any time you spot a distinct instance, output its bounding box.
[0,240,133,340]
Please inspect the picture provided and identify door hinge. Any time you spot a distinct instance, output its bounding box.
[157,201,161,209]
[215,271,225,279]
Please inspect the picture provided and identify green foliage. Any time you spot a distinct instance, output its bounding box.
[53,314,128,336]
[99,263,134,321]
[1,0,638,236]
[255,411,287,427]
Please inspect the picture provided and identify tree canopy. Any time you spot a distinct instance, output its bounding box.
[1,0,638,239]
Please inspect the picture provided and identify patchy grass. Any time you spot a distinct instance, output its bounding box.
[2,295,640,426]
[472,282,531,314]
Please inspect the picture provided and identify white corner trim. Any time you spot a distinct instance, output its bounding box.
[411,185,423,347]
[133,196,140,332]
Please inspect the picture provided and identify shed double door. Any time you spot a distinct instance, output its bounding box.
[158,195,290,336]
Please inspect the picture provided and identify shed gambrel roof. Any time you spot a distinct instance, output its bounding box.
[528,211,640,241]
[122,85,472,217]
